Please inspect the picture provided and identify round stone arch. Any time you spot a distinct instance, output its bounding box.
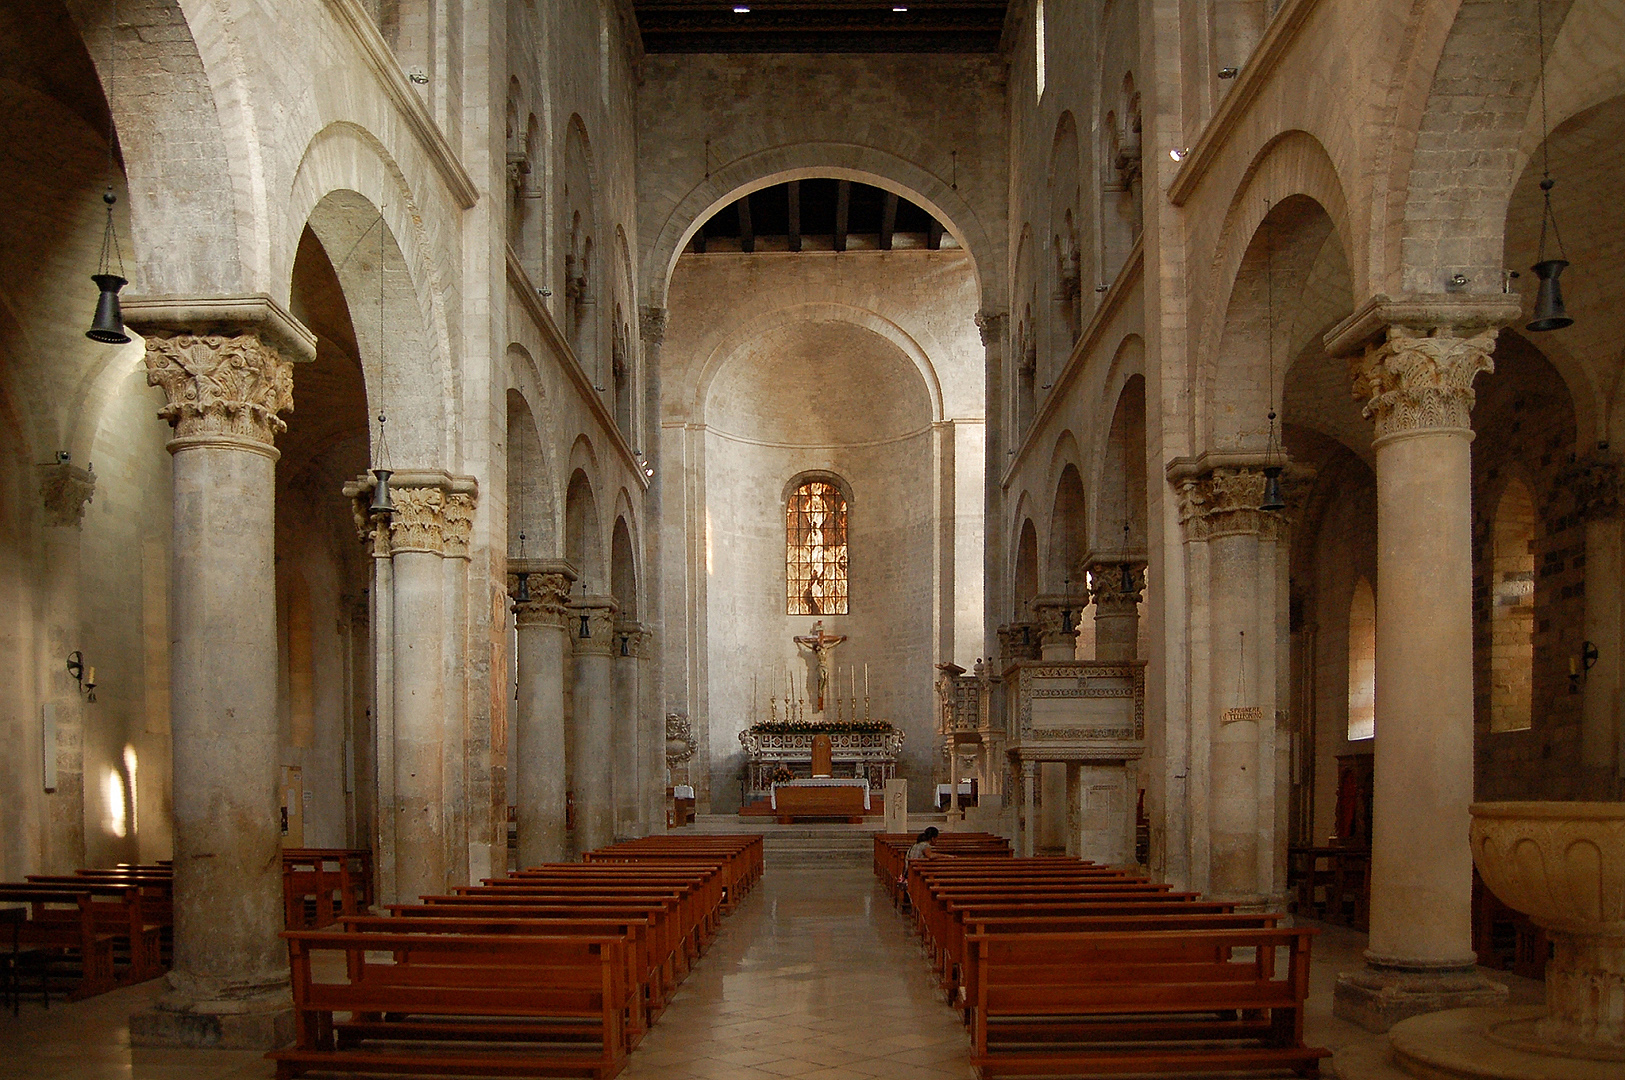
[1042,431,1088,591]
[689,302,945,426]
[564,445,604,593]
[1085,339,1150,548]
[1201,186,1352,454]
[65,0,263,294]
[505,374,559,559]
[295,180,451,469]
[1382,0,1576,294]
[643,143,1001,311]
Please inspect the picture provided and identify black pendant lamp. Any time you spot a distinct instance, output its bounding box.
[368,212,396,518]
[513,530,531,603]
[87,191,130,345]
[1527,3,1573,333]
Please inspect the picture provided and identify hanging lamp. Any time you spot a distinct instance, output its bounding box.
[1527,1,1573,332]
[87,8,129,345]
[369,210,397,517]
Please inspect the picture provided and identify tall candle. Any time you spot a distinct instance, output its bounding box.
[864,663,869,698]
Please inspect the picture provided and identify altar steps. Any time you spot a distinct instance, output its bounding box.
[670,815,881,867]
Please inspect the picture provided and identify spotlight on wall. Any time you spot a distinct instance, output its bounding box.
[1446,273,1469,293]
[1218,67,1239,79]
[1169,147,1189,163]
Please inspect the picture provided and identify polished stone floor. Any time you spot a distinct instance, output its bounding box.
[0,861,1541,1079]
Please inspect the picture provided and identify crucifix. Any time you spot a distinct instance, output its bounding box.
[793,620,847,713]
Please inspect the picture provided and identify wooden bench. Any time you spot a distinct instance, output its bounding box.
[283,849,372,930]
[0,886,118,999]
[968,927,1329,1078]
[269,929,627,1079]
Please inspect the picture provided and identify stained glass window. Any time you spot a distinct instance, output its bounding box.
[787,480,848,615]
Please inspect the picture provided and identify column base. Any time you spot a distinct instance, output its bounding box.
[130,981,293,1049]
[1334,961,1509,1033]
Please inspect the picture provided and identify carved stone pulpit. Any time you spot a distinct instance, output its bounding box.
[811,733,834,777]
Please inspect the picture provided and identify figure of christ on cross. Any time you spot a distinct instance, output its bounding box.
[793,620,847,713]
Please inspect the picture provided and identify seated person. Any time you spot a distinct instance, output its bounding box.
[906,826,940,863]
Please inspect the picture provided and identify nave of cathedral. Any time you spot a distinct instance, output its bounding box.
[0,1,1622,1078]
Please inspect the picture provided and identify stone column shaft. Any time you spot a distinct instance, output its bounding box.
[123,297,314,1048]
[1019,760,1037,857]
[571,597,617,854]
[512,570,573,866]
[1329,310,1513,1030]
[1089,562,1145,662]
[613,622,647,838]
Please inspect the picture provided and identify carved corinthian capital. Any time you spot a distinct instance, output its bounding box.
[390,486,448,554]
[142,331,295,444]
[1088,562,1146,612]
[442,493,474,559]
[570,598,618,656]
[1350,325,1498,439]
[512,572,574,628]
[975,310,1007,349]
[639,305,668,347]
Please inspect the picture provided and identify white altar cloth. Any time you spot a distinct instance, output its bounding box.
[936,782,974,800]
[770,777,871,810]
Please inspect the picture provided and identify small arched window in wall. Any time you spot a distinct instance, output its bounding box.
[1347,578,1375,741]
[787,479,849,615]
[1490,480,1536,733]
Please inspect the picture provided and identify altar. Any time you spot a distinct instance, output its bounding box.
[769,777,872,823]
[739,722,904,804]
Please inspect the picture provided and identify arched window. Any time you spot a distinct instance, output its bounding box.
[787,479,848,615]
[1348,578,1375,741]
[1490,480,1536,733]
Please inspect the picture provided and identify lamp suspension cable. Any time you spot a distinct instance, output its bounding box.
[87,0,130,345]
[369,208,396,516]
[1260,201,1286,512]
[1528,0,1573,332]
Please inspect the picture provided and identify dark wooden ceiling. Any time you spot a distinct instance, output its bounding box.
[633,1,1009,53]
[687,178,953,253]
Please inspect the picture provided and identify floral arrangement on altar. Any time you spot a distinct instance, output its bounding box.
[770,765,796,784]
[749,719,893,735]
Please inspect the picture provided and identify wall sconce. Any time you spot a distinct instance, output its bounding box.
[67,651,97,702]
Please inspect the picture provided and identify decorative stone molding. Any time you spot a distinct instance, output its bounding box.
[1350,326,1498,439]
[975,310,1007,349]
[1088,562,1146,612]
[1560,454,1625,523]
[639,305,668,347]
[38,463,96,528]
[570,597,618,656]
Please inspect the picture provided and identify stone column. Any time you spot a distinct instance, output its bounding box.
[1327,302,1516,1030]
[123,296,314,1048]
[511,565,574,866]
[978,311,1008,665]
[639,307,669,833]
[613,620,647,838]
[37,462,95,874]
[1089,562,1146,662]
[571,596,617,854]
[1563,455,1625,786]
[1019,759,1038,856]
[1031,597,1080,660]
[440,492,473,887]
[1171,462,1289,907]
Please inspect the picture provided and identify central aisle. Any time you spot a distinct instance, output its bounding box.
[620,862,977,1080]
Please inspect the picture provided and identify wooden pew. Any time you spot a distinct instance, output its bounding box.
[282,849,372,930]
[0,886,118,999]
[269,930,627,1080]
[13,879,164,986]
[967,927,1328,1078]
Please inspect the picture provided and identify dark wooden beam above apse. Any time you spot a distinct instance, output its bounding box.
[834,179,850,253]
[879,190,898,251]
[737,195,755,253]
[787,180,802,252]
[633,1,1009,53]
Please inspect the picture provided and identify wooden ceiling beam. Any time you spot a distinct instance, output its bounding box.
[879,190,898,251]
[927,218,944,251]
[737,196,755,254]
